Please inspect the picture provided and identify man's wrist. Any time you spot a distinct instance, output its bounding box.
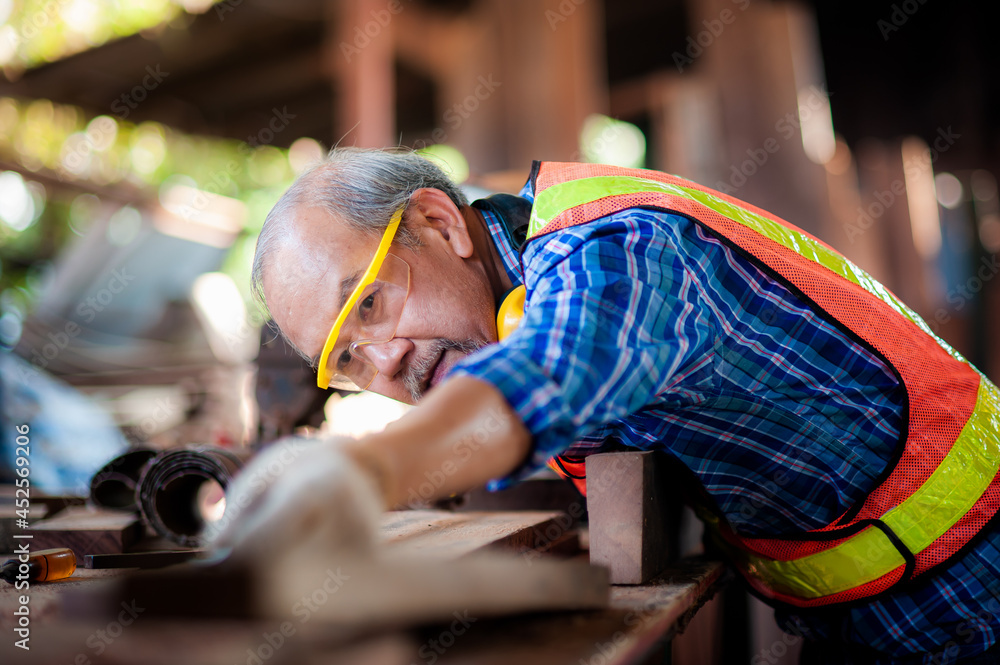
[340,440,395,509]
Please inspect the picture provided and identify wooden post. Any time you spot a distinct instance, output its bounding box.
[328,0,396,148]
[586,450,673,584]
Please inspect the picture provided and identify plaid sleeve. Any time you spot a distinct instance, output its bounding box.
[451,211,714,490]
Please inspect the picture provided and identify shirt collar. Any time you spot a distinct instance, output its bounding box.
[478,206,524,287]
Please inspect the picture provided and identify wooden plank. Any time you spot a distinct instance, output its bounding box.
[586,451,672,584]
[113,553,609,627]
[3,559,723,665]
[29,506,144,560]
[112,510,598,626]
[379,510,568,560]
[12,615,415,665]
[425,558,727,665]
[260,553,609,626]
[607,559,728,664]
[251,510,605,625]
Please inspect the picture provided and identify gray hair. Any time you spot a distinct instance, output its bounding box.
[251,147,469,324]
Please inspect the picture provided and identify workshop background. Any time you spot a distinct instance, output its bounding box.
[0,0,996,662]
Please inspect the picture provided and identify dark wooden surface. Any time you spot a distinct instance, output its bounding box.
[0,508,726,665]
[1,557,724,665]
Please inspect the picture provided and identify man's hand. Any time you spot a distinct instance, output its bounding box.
[206,436,385,566]
[205,376,528,568]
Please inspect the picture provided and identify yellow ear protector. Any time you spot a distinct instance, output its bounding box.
[496,285,526,341]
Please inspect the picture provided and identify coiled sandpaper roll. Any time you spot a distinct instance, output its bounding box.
[90,449,157,511]
[137,447,249,547]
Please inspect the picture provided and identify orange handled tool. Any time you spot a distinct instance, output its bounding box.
[1,548,77,584]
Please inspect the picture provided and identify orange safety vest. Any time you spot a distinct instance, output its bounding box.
[545,455,587,496]
[504,161,1000,608]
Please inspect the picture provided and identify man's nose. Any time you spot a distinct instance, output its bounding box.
[359,338,414,378]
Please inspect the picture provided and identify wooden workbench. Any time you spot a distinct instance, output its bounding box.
[0,511,727,665]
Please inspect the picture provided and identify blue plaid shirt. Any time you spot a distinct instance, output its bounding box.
[451,177,1000,663]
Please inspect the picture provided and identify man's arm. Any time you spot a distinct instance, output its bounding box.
[343,375,532,508]
[209,376,529,560]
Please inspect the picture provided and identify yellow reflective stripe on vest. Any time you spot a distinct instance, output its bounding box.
[746,521,905,598]
[531,172,1000,600]
[885,379,1000,553]
[744,379,1000,598]
[529,175,967,367]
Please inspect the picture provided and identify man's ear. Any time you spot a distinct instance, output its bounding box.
[407,188,474,258]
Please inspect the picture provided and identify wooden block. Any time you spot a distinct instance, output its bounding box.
[29,506,144,560]
[586,451,672,584]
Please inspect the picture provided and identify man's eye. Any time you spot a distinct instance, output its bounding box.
[336,349,353,371]
[358,290,380,323]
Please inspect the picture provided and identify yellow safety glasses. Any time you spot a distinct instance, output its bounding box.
[316,208,411,391]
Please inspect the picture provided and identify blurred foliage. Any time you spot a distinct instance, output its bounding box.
[0,94,302,328]
[0,0,222,72]
[417,144,470,184]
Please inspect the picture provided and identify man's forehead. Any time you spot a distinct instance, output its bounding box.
[265,207,381,350]
[278,206,381,276]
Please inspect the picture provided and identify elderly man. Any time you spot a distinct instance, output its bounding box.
[218,148,1000,664]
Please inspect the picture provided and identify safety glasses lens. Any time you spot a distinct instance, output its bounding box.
[323,254,410,390]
